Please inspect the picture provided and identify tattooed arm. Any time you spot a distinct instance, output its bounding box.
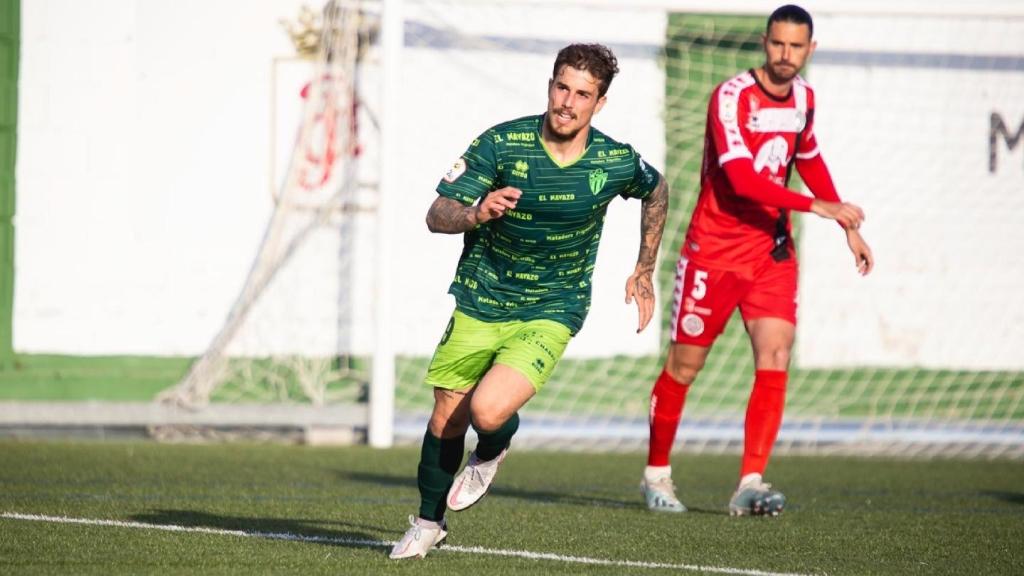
[625,174,669,333]
[426,187,523,234]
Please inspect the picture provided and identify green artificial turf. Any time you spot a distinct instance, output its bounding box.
[1,441,1021,575]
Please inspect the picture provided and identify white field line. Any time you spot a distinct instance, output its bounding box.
[2,511,817,576]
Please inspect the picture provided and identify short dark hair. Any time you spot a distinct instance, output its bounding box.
[767,4,814,38]
[552,43,619,97]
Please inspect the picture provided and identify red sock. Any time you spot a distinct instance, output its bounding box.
[647,370,691,466]
[741,370,788,477]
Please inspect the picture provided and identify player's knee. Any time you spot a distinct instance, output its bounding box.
[664,359,702,385]
[470,411,507,434]
[429,411,470,438]
[755,348,791,370]
[665,352,705,384]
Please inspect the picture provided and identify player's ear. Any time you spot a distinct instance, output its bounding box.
[595,94,607,114]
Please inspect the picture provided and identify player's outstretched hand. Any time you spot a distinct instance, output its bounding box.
[625,267,655,333]
[476,187,522,223]
[811,199,865,231]
[846,228,874,276]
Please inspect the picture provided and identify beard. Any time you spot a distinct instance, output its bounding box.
[766,61,798,83]
[546,109,580,142]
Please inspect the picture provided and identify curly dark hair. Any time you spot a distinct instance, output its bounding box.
[552,43,619,97]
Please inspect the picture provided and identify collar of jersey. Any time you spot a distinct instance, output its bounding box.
[537,114,594,168]
[748,68,793,103]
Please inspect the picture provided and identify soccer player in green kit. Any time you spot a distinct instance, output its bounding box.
[390,43,670,559]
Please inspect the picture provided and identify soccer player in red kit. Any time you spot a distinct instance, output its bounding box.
[640,4,874,516]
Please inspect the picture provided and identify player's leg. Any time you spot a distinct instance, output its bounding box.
[642,344,704,513]
[419,388,473,518]
[391,311,497,559]
[643,257,743,512]
[469,364,533,457]
[447,318,572,511]
[730,259,798,516]
[445,364,531,511]
[390,389,470,559]
[743,316,794,476]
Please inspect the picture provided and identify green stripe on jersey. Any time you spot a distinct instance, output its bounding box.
[436,115,661,334]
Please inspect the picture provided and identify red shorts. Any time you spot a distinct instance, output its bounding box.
[670,255,798,346]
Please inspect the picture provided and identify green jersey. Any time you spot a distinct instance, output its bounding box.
[436,114,662,334]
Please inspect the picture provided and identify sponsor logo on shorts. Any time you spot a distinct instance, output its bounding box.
[683,297,712,316]
[682,313,705,337]
[532,358,546,373]
[684,299,713,316]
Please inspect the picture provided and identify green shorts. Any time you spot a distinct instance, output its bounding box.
[425,310,573,392]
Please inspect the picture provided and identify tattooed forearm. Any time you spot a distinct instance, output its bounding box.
[426,196,480,234]
[636,176,669,274]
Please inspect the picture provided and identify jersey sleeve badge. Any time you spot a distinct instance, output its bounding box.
[719,98,738,123]
[443,157,467,183]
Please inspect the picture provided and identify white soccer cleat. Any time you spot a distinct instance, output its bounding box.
[389,515,448,559]
[729,475,786,517]
[641,475,687,513]
[446,448,508,511]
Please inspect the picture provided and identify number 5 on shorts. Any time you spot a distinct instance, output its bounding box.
[691,270,708,300]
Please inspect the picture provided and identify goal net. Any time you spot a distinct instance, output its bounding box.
[157,0,369,411]
[158,0,1024,457]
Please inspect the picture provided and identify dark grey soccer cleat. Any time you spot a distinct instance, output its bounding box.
[729,476,786,517]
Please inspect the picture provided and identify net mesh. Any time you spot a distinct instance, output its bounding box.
[157,0,368,409]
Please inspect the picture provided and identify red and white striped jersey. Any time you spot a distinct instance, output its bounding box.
[683,69,820,272]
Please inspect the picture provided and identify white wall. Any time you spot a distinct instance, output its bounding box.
[16,0,308,355]
[797,14,1024,369]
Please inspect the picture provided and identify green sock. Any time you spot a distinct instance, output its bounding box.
[416,430,466,521]
[473,412,519,461]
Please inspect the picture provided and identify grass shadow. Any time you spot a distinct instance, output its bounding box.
[337,469,643,511]
[129,509,392,556]
[981,491,1024,506]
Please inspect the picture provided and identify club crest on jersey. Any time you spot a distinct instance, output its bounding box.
[589,168,608,195]
[443,158,467,183]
